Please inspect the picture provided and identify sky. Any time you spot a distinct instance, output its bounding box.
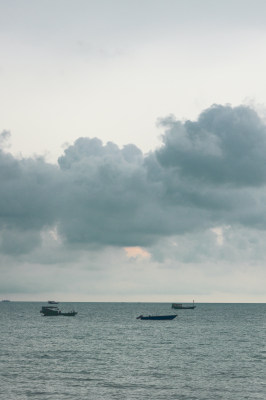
[1,0,266,302]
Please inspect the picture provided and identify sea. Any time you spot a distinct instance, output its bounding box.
[0,302,266,399]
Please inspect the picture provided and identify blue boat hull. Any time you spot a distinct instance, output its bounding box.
[137,315,177,320]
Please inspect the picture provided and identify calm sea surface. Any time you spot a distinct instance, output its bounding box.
[0,302,266,399]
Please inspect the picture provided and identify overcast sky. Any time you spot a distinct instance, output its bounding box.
[1,0,266,302]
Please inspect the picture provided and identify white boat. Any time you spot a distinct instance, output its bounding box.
[172,300,196,309]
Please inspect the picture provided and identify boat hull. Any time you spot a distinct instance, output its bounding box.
[172,302,196,309]
[40,306,77,316]
[40,309,60,316]
[60,312,77,316]
[172,305,196,309]
[40,311,77,316]
[137,315,177,320]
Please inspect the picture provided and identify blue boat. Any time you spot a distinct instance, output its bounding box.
[136,314,177,320]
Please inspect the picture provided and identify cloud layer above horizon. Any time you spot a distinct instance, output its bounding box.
[2,103,266,300]
[1,104,266,255]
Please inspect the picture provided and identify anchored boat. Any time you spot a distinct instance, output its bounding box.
[171,300,196,310]
[40,305,77,317]
[137,314,177,320]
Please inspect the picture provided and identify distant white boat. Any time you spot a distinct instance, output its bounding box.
[172,300,196,309]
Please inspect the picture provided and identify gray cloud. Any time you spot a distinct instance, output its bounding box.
[156,105,266,186]
[0,130,11,147]
[0,150,58,230]
[1,104,266,258]
[57,138,165,246]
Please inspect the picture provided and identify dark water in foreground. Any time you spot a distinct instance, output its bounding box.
[1,302,266,399]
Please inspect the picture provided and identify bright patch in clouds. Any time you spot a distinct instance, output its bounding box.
[124,247,151,259]
[211,227,225,246]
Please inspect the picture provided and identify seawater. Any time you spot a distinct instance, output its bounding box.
[1,302,266,399]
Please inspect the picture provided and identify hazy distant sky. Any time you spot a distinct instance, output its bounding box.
[1,0,266,302]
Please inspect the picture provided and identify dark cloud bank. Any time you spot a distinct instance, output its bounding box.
[1,104,266,256]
